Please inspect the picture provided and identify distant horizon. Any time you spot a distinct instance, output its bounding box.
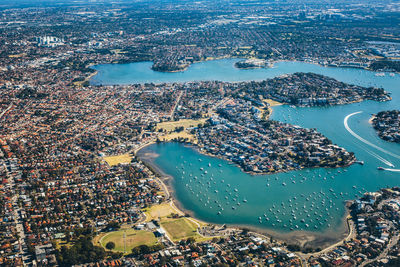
[3,0,394,7]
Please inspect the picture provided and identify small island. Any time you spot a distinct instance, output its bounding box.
[151,61,190,72]
[372,110,400,143]
[234,58,271,69]
[151,58,273,73]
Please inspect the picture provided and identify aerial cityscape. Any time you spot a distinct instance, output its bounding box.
[0,0,400,266]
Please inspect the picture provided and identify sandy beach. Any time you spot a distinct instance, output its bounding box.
[369,114,376,124]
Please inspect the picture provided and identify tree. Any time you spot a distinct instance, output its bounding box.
[187,237,196,244]
[106,221,121,230]
[174,126,184,132]
[106,241,115,250]
[56,236,107,266]
[287,244,301,251]
[131,244,151,255]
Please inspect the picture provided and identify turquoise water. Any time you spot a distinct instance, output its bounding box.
[91,58,390,85]
[94,59,400,233]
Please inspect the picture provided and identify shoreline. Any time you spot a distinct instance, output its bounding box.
[150,55,233,73]
[136,141,351,249]
[146,57,400,75]
[88,55,400,90]
[192,141,356,177]
[369,114,376,124]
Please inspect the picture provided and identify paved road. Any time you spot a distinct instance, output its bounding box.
[296,216,356,267]
[170,91,184,118]
[5,159,30,266]
[0,104,12,119]
[359,227,399,267]
[313,217,355,257]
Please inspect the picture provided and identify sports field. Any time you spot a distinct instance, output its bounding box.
[103,153,132,166]
[143,202,209,242]
[156,118,207,132]
[161,218,198,241]
[161,131,197,143]
[143,202,179,221]
[100,229,158,253]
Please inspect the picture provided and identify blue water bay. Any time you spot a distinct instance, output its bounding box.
[93,59,400,234]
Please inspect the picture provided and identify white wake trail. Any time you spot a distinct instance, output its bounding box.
[344,111,399,167]
[365,148,395,167]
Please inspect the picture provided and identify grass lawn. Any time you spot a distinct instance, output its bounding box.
[156,118,208,144]
[100,229,158,253]
[143,203,179,221]
[156,118,207,132]
[54,239,73,250]
[161,131,197,143]
[144,202,208,225]
[143,203,213,243]
[103,153,132,166]
[161,218,199,241]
